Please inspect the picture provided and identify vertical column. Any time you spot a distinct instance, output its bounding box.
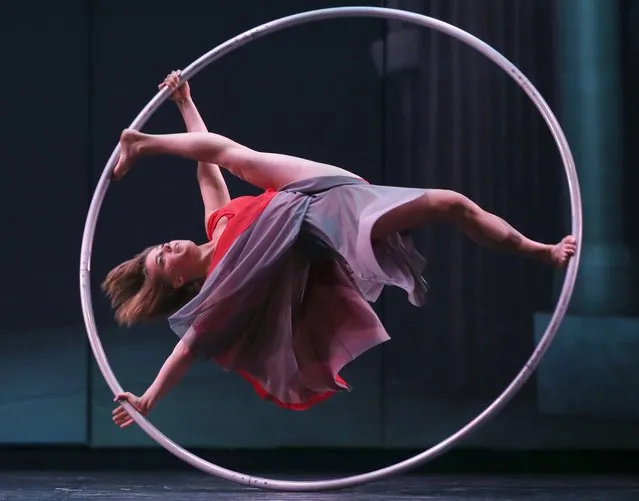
[556,0,636,315]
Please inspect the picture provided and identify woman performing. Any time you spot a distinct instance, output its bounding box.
[108,71,576,429]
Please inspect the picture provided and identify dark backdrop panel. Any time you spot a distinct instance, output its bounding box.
[381,0,639,450]
[89,0,386,447]
[380,0,571,448]
[0,1,89,443]
[0,0,632,452]
[622,0,639,244]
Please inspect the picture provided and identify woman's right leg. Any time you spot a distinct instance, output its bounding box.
[371,189,577,268]
[114,129,360,190]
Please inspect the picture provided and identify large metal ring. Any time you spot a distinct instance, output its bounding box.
[80,6,582,492]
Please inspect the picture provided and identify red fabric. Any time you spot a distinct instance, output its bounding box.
[205,190,278,274]
[237,370,348,411]
[204,189,345,410]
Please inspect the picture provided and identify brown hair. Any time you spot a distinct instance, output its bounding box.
[101,247,203,326]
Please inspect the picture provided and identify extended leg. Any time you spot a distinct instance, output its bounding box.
[372,189,576,267]
[113,129,360,190]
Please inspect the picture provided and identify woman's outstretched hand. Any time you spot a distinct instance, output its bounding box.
[159,69,190,103]
[112,392,149,429]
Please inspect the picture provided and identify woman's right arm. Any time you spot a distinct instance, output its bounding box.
[140,340,194,410]
[162,70,231,228]
[112,340,194,429]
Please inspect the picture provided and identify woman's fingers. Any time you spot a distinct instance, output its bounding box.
[159,80,175,91]
[120,418,134,429]
[113,409,130,423]
[161,76,179,91]
[112,406,135,428]
[169,71,181,85]
[114,414,129,425]
[113,410,129,423]
[112,392,143,429]
[157,70,184,97]
[113,408,128,418]
[113,393,139,412]
[159,75,179,91]
[114,413,134,428]
[114,392,134,403]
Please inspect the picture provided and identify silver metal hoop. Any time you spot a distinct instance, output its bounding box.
[80,6,582,492]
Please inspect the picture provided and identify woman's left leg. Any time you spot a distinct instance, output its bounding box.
[371,189,577,267]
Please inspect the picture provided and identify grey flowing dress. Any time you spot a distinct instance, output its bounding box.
[169,175,429,410]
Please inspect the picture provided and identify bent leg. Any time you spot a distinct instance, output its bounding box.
[372,189,576,267]
[114,129,359,190]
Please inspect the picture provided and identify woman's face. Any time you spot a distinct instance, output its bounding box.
[144,240,199,288]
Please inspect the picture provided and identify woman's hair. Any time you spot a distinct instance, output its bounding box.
[102,247,203,326]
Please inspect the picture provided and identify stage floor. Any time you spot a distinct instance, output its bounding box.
[0,472,638,500]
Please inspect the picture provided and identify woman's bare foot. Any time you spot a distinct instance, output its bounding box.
[547,235,577,268]
[112,129,144,180]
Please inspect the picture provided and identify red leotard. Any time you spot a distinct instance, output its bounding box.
[205,189,278,275]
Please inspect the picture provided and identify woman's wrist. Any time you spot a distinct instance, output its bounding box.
[138,392,154,414]
[175,96,194,109]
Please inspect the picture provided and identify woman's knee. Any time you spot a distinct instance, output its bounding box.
[423,189,473,220]
[371,189,478,240]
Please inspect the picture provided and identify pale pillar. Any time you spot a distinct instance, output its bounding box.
[556,0,636,315]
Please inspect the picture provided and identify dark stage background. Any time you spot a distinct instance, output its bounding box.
[0,0,637,471]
